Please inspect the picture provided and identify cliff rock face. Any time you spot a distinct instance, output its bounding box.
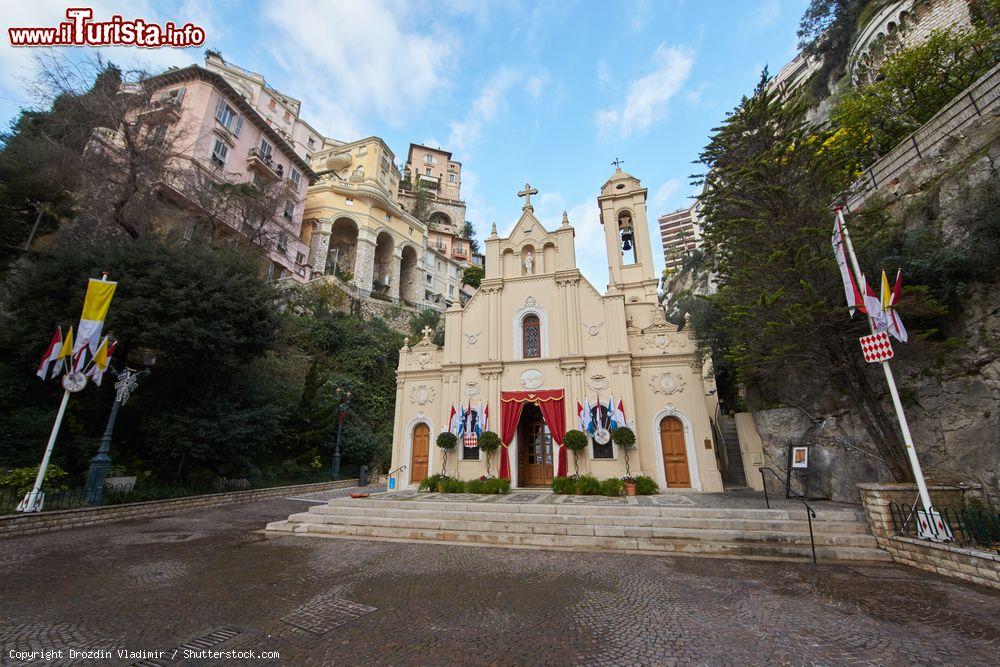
[754,128,1000,503]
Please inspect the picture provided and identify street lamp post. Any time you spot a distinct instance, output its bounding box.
[331,387,352,480]
[83,362,152,504]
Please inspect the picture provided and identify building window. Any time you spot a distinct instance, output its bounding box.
[308,137,316,148]
[448,174,456,183]
[385,213,391,222]
[424,167,432,175]
[449,285,454,296]
[284,111,292,122]
[150,124,167,145]
[183,219,196,242]
[591,404,614,459]
[283,200,295,218]
[277,232,288,251]
[259,138,273,157]
[289,168,301,186]
[522,315,541,359]
[268,99,277,110]
[423,154,433,164]
[345,197,354,206]
[215,98,242,136]
[296,251,306,264]
[210,138,228,168]
[426,273,433,286]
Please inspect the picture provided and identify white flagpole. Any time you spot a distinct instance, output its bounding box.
[836,208,935,519]
[17,389,72,513]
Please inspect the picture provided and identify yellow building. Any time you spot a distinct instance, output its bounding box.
[390,168,725,492]
[304,137,463,307]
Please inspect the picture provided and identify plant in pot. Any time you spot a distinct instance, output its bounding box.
[478,430,501,478]
[436,431,457,476]
[611,426,638,495]
[563,429,589,478]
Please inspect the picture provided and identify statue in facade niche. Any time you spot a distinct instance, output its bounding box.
[524,252,534,274]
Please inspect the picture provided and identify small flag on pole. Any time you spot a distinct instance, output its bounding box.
[73,278,117,357]
[36,327,63,380]
[50,326,74,378]
[832,216,864,316]
[87,337,115,386]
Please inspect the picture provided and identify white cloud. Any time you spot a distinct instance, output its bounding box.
[0,1,200,113]
[626,0,651,31]
[448,67,547,153]
[650,178,683,216]
[264,0,455,139]
[748,0,781,30]
[595,44,693,138]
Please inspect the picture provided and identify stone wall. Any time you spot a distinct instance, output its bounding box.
[0,479,358,539]
[858,482,998,590]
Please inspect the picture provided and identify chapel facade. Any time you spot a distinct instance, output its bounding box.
[390,168,724,492]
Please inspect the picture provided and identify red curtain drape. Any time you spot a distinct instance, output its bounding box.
[537,395,567,477]
[499,398,524,480]
[500,390,566,480]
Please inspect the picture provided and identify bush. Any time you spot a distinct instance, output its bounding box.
[635,475,659,495]
[551,476,575,494]
[0,464,68,494]
[599,478,624,497]
[436,432,457,450]
[418,473,446,491]
[576,474,600,495]
[563,430,588,452]
[464,478,485,493]
[439,477,465,493]
[483,478,510,494]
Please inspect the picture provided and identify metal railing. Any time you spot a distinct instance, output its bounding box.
[889,500,1000,554]
[842,63,1000,211]
[759,466,818,563]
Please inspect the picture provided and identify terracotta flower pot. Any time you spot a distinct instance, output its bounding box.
[624,481,637,497]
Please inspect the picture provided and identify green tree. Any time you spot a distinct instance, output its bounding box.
[462,221,480,254]
[462,265,485,288]
[693,73,950,481]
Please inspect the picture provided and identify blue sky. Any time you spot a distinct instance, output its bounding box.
[0,0,806,287]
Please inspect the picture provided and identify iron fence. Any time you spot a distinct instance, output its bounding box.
[889,501,1000,554]
[0,469,357,515]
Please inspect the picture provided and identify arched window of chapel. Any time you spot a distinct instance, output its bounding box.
[522,314,541,359]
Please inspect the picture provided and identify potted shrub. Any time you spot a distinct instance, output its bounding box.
[576,475,600,495]
[478,430,501,477]
[436,431,457,476]
[600,477,624,497]
[562,429,589,477]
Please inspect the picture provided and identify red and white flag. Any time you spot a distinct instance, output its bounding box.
[831,215,864,316]
[36,327,63,380]
[862,274,889,331]
[886,269,908,343]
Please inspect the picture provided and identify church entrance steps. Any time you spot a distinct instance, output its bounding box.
[266,495,890,562]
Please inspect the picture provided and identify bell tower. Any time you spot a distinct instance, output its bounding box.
[598,166,658,303]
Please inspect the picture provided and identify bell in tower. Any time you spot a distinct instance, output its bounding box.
[598,164,658,302]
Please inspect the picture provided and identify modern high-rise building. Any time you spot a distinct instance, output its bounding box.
[657,205,701,271]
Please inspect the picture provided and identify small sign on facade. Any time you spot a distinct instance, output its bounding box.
[387,476,397,491]
[791,446,809,469]
[860,331,894,363]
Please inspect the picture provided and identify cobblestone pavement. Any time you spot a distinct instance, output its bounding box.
[2,489,998,666]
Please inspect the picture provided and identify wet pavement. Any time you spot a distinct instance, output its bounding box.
[1,487,998,666]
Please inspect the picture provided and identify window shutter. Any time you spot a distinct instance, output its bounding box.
[215,97,226,120]
[232,115,243,137]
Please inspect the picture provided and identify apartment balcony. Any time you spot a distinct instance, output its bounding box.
[451,245,469,260]
[247,147,283,181]
[139,96,183,124]
[417,173,440,190]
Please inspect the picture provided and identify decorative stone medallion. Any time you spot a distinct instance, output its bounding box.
[587,374,608,392]
[409,385,436,405]
[416,351,432,368]
[650,372,685,395]
[464,331,482,346]
[520,369,544,390]
[582,321,604,338]
[525,296,536,307]
[640,333,670,352]
[465,381,480,397]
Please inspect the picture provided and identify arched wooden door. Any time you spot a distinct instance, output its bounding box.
[660,416,691,488]
[410,423,430,484]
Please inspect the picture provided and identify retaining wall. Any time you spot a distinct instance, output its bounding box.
[0,479,358,539]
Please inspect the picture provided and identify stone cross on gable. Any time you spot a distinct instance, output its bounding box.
[518,183,539,211]
[421,325,434,342]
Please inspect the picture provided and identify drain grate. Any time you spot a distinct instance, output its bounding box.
[282,596,377,635]
[131,626,242,666]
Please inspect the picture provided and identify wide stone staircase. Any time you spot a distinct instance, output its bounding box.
[266,496,890,562]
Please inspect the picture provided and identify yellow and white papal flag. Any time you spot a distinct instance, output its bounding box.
[73,278,117,358]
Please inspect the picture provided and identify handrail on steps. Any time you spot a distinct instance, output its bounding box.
[759,466,818,564]
[387,465,407,477]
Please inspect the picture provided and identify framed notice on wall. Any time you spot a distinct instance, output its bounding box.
[791,446,809,469]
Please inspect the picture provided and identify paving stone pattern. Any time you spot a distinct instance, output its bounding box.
[1,486,998,665]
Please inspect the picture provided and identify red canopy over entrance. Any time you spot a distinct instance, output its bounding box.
[499,390,567,481]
